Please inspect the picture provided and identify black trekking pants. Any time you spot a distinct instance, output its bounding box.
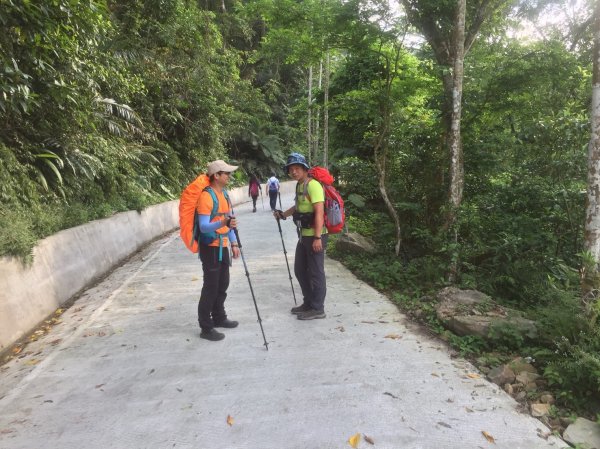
[198,245,230,331]
[294,235,328,312]
[269,190,278,210]
[251,195,258,209]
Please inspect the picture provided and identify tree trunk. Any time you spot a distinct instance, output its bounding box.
[323,51,330,168]
[307,66,313,162]
[583,1,600,299]
[375,148,402,256]
[444,0,466,282]
[373,46,403,256]
[314,59,323,164]
[448,0,466,222]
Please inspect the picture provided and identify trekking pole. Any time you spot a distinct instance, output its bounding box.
[278,191,283,210]
[260,190,265,210]
[275,213,297,305]
[231,225,269,351]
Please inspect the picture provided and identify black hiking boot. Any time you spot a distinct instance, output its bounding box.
[214,319,239,328]
[200,329,225,341]
[297,309,326,320]
[291,303,311,315]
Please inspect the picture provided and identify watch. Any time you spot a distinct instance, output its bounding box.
[313,236,321,240]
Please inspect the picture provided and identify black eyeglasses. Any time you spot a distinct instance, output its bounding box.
[218,171,231,175]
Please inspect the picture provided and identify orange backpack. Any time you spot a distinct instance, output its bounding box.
[179,174,210,253]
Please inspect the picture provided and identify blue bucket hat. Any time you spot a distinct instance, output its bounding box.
[284,152,309,171]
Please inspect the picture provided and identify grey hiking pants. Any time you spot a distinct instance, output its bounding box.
[294,235,328,312]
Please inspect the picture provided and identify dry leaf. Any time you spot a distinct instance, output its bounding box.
[361,320,375,324]
[348,433,361,448]
[50,339,62,346]
[335,326,345,332]
[95,384,105,389]
[25,359,40,366]
[157,306,166,311]
[12,347,22,355]
[481,431,495,444]
[431,372,440,377]
[226,415,234,426]
[466,373,481,379]
[191,276,199,281]
[384,334,402,339]
[363,434,375,445]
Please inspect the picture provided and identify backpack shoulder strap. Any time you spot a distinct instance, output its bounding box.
[204,186,220,219]
[303,178,322,202]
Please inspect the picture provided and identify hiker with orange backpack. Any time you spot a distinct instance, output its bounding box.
[273,152,328,320]
[196,160,241,341]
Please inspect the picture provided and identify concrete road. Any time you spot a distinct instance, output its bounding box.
[0,193,565,449]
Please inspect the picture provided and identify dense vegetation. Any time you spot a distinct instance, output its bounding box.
[1,0,598,418]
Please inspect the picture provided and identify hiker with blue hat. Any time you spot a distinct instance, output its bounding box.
[273,152,328,320]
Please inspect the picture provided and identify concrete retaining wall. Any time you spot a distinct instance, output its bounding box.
[0,181,295,352]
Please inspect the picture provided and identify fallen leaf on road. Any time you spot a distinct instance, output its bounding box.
[50,339,62,346]
[348,433,360,448]
[361,320,375,324]
[25,359,40,366]
[431,372,440,377]
[157,306,166,311]
[384,334,402,339]
[335,326,345,332]
[191,276,199,281]
[227,415,234,426]
[364,434,375,445]
[437,421,452,428]
[12,347,22,355]
[95,384,105,389]
[481,431,495,444]
[466,373,480,379]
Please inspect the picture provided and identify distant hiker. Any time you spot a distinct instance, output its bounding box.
[197,160,241,341]
[266,173,280,211]
[273,152,328,320]
[248,174,261,213]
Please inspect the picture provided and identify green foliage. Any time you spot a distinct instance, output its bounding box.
[0,0,288,258]
[447,334,488,357]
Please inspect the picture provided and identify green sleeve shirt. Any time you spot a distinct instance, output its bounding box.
[296,179,327,237]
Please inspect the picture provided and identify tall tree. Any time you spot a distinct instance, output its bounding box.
[583,0,600,299]
[401,0,511,277]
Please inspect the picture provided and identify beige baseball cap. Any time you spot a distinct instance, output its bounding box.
[206,160,239,176]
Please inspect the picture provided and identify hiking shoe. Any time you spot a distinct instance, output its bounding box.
[200,329,225,341]
[291,303,311,315]
[297,309,326,320]
[214,319,239,328]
